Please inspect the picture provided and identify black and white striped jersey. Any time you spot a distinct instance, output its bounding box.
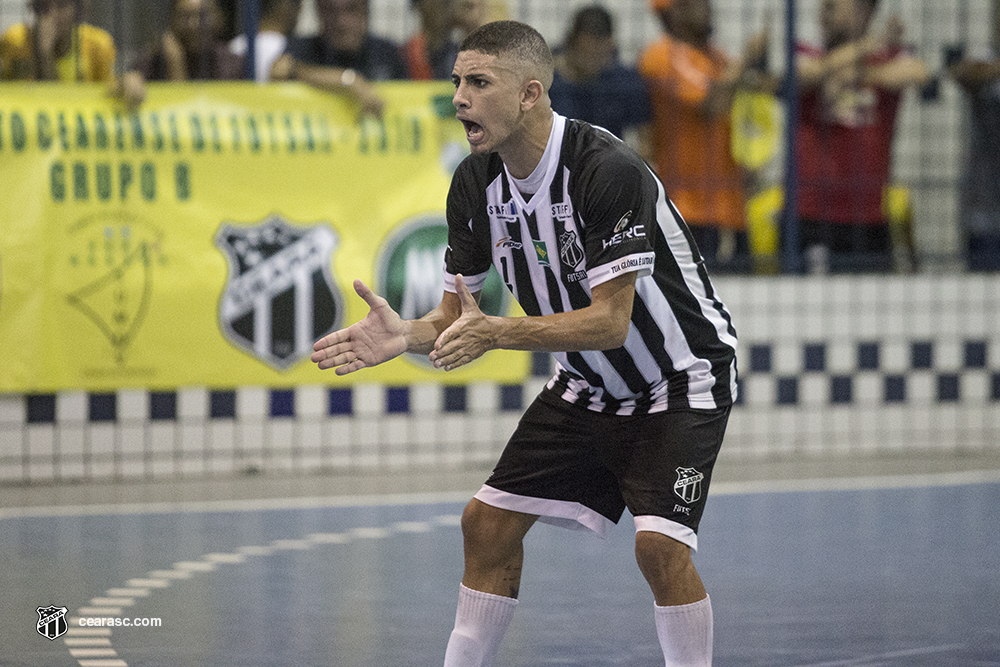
[444,113,738,415]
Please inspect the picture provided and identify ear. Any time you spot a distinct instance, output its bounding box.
[520,79,544,111]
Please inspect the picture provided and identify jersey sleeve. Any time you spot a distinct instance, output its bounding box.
[578,150,656,288]
[443,157,492,294]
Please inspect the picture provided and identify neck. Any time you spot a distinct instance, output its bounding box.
[500,109,554,180]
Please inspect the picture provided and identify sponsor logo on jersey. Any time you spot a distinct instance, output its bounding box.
[532,240,550,267]
[377,215,509,364]
[495,236,523,250]
[551,202,573,220]
[613,210,634,233]
[488,201,518,224]
[559,229,585,270]
[36,606,68,640]
[602,224,646,250]
[673,467,704,504]
[216,215,343,370]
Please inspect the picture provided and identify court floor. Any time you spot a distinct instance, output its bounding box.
[2,452,999,667]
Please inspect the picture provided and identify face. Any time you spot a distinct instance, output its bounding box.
[172,0,224,50]
[820,0,869,47]
[567,32,614,80]
[316,0,368,53]
[452,50,530,156]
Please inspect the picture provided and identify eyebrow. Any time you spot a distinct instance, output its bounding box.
[453,72,490,85]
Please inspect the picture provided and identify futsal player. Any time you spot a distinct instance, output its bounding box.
[312,20,738,666]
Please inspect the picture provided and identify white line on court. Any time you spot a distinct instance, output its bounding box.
[791,642,967,666]
[3,469,998,520]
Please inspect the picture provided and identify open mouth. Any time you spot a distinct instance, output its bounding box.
[460,119,485,144]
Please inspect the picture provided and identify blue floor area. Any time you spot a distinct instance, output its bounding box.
[2,480,999,666]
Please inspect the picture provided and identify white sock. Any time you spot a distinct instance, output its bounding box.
[654,595,713,667]
[443,584,518,667]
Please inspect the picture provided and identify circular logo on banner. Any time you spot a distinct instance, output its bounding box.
[376,215,509,363]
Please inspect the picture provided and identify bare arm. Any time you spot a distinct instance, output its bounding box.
[950,58,1000,92]
[429,272,637,371]
[864,54,930,90]
[270,53,385,118]
[702,29,772,118]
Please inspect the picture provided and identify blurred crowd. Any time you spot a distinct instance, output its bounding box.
[2,0,998,274]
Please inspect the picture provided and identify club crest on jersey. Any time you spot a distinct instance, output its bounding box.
[532,240,550,267]
[36,606,68,640]
[673,467,704,504]
[559,229,584,270]
[216,215,343,370]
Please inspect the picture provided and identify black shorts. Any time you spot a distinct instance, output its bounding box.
[475,387,730,550]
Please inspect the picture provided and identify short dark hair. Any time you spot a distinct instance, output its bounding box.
[459,20,554,75]
[567,5,613,44]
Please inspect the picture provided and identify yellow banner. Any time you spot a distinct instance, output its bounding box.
[0,82,527,392]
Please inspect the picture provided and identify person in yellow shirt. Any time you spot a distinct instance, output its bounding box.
[0,0,144,107]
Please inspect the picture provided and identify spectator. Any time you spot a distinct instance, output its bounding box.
[229,0,302,82]
[271,0,405,117]
[548,5,651,143]
[453,0,487,38]
[795,0,929,273]
[638,0,770,273]
[950,35,1000,271]
[0,0,144,107]
[402,0,459,80]
[135,0,244,81]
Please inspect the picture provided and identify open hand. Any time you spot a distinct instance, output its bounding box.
[429,274,496,371]
[311,279,407,375]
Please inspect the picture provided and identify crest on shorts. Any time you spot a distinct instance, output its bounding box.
[36,606,68,640]
[673,467,704,504]
[215,215,343,370]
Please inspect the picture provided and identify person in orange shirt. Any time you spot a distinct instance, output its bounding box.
[0,0,144,107]
[638,0,769,273]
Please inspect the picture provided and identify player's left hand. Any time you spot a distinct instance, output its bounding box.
[430,274,497,371]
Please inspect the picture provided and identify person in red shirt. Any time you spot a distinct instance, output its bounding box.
[795,0,929,273]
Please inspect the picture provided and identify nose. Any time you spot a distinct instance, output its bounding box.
[453,82,469,111]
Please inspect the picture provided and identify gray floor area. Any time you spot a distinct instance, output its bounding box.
[3,450,1000,667]
[4,448,999,514]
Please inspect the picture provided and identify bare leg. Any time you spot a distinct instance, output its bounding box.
[635,530,713,666]
[461,498,538,597]
[442,499,538,667]
[634,530,706,606]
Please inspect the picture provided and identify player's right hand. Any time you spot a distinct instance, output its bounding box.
[311,280,407,375]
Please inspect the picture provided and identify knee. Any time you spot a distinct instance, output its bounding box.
[460,499,529,562]
[635,531,694,583]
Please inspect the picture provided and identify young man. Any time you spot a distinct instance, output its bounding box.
[795,0,929,272]
[548,5,651,142]
[312,20,737,667]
